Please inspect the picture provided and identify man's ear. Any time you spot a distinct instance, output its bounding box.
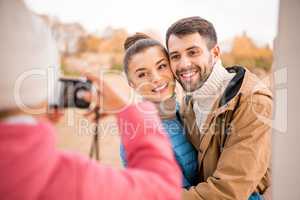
[211,44,221,59]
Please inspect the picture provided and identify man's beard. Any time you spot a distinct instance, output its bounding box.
[176,55,215,92]
[180,70,208,92]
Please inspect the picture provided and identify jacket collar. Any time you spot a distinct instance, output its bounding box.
[183,66,246,134]
[219,66,245,107]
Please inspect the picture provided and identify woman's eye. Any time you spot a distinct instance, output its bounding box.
[158,64,167,70]
[138,73,146,78]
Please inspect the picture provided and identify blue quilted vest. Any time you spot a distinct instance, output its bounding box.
[120,103,199,188]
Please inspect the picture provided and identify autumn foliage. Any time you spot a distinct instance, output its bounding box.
[221,33,273,73]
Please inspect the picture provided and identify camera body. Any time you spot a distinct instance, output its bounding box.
[58,77,92,109]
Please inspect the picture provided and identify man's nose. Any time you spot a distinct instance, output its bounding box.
[179,56,192,70]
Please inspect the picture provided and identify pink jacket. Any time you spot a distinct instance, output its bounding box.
[0,102,181,200]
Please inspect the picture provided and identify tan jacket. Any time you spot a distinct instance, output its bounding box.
[181,67,272,200]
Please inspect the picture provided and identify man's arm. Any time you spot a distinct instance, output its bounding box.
[183,92,272,200]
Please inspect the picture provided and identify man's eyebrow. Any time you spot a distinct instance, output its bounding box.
[169,46,200,56]
[186,46,200,51]
[168,51,178,56]
[155,58,165,65]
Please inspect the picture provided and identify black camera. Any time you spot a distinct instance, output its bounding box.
[58,77,92,109]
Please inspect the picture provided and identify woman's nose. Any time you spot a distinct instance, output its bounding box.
[151,71,162,84]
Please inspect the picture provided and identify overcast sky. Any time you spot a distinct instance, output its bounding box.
[25,0,279,46]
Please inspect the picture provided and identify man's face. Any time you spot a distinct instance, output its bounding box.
[168,32,220,92]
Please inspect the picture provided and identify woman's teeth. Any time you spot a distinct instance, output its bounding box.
[153,83,168,92]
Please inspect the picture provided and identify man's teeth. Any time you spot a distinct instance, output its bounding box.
[181,71,196,78]
[153,83,168,92]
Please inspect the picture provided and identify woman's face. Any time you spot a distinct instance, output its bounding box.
[127,46,175,102]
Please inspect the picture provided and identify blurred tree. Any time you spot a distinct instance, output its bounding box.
[78,35,102,53]
[221,32,273,73]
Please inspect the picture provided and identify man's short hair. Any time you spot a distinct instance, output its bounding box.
[166,16,218,50]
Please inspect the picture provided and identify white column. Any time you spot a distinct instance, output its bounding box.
[273,0,300,199]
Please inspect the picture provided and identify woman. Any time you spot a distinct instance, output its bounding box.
[0,1,181,199]
[120,33,199,188]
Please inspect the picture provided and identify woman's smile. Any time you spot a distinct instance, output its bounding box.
[152,82,169,93]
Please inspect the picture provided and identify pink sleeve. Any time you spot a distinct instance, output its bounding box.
[75,102,181,200]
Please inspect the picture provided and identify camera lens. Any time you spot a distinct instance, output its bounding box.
[59,78,92,109]
[76,90,86,99]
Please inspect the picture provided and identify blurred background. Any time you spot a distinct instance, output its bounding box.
[23,0,280,167]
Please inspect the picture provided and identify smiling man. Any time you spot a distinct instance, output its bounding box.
[166,16,273,200]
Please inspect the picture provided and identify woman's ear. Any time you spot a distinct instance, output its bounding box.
[128,80,135,88]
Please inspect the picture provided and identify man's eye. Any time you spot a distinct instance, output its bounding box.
[170,55,180,60]
[188,50,198,56]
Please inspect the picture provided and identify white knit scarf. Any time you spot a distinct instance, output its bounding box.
[191,60,235,131]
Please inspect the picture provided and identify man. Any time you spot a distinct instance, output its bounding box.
[0,1,181,199]
[166,16,272,200]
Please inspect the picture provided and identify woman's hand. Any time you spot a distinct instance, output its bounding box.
[47,106,64,123]
[82,73,130,122]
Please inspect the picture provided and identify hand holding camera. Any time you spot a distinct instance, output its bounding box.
[57,73,130,121]
[82,73,130,121]
[57,72,131,160]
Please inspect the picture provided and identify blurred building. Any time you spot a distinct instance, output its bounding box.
[39,14,87,55]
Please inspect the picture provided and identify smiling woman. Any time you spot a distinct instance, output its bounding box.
[123,33,175,103]
[120,32,199,189]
